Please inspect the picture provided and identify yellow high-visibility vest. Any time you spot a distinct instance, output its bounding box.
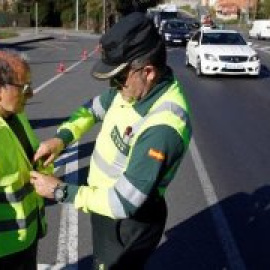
[0,112,52,258]
[60,79,191,219]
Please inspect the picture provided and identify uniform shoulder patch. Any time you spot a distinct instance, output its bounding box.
[148,148,165,161]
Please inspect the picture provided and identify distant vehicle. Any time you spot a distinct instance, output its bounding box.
[249,20,270,40]
[160,19,192,46]
[147,10,178,29]
[147,4,178,29]
[181,17,201,30]
[185,29,261,76]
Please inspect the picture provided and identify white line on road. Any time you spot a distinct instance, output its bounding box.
[38,263,67,269]
[257,46,270,51]
[38,143,79,270]
[56,142,79,268]
[189,138,246,270]
[33,49,96,95]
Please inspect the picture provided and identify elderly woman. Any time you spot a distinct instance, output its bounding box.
[0,51,52,270]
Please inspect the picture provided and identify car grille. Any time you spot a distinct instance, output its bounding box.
[172,34,185,38]
[221,68,246,72]
[219,56,248,63]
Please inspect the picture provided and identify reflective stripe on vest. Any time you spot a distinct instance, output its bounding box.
[0,205,45,232]
[108,188,126,218]
[92,96,106,121]
[0,182,33,203]
[132,101,189,134]
[114,174,147,207]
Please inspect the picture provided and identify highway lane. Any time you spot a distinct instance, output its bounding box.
[165,45,270,269]
[7,35,270,269]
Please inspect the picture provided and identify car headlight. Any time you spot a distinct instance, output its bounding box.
[164,33,171,40]
[249,54,259,62]
[204,53,218,62]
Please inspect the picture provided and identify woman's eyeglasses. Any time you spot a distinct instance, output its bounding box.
[7,82,33,95]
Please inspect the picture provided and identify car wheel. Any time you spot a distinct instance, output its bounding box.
[185,55,190,67]
[196,59,202,76]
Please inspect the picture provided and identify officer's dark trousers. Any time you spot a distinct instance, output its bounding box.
[91,197,167,270]
[0,240,37,270]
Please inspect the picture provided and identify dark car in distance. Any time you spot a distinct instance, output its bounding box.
[159,19,193,46]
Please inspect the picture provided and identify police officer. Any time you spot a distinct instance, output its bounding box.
[30,12,192,270]
[0,51,53,269]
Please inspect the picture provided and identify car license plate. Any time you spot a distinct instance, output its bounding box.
[173,39,182,43]
[225,63,243,69]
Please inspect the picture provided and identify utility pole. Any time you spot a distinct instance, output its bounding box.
[35,1,38,34]
[246,0,250,23]
[75,0,79,31]
[86,1,90,30]
[103,0,106,33]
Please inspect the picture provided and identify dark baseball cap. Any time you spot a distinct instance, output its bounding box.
[92,12,162,80]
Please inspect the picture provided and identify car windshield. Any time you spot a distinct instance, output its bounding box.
[166,21,187,30]
[201,32,247,45]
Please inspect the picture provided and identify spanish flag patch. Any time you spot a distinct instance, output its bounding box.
[148,148,165,162]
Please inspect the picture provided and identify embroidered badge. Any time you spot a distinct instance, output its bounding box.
[148,148,165,161]
[111,126,130,155]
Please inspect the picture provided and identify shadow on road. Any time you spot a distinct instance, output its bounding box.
[146,186,270,270]
[29,117,68,129]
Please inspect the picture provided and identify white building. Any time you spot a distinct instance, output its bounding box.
[165,0,200,9]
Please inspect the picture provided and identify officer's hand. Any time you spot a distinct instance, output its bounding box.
[30,171,62,199]
[34,138,64,167]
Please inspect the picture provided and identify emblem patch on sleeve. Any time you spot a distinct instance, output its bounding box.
[148,148,165,161]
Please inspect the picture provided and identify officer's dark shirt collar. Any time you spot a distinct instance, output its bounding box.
[133,66,174,116]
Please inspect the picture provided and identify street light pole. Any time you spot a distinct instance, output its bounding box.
[86,1,90,30]
[75,0,79,31]
[103,0,106,33]
[246,0,250,23]
[35,1,38,34]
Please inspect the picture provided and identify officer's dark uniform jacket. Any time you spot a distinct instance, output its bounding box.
[0,112,53,258]
[56,68,192,219]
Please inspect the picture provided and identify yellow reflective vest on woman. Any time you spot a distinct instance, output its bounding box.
[0,112,52,258]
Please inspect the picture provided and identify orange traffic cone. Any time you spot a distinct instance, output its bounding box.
[57,62,65,73]
[94,44,101,55]
[81,49,88,61]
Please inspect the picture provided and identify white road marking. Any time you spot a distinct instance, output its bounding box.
[257,46,270,51]
[38,263,68,269]
[38,143,79,269]
[56,142,79,268]
[33,49,96,95]
[189,138,247,270]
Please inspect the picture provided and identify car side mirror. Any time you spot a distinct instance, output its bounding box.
[191,40,199,46]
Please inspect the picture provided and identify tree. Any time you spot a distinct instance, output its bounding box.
[257,0,270,19]
[114,0,163,16]
[264,0,270,18]
[83,0,103,32]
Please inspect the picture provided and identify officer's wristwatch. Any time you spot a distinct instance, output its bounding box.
[53,183,68,203]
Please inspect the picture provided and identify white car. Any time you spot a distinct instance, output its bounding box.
[249,20,270,40]
[186,29,261,76]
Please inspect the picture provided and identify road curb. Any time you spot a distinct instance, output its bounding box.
[0,35,54,46]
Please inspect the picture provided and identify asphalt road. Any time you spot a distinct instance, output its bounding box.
[3,34,270,269]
